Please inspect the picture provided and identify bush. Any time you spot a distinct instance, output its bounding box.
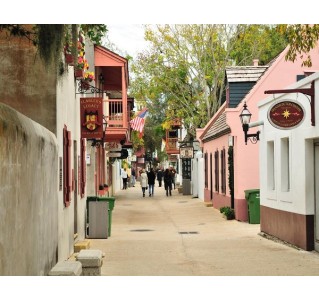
[220,206,235,220]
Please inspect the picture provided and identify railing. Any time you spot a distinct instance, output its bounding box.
[166,138,179,152]
[103,99,124,127]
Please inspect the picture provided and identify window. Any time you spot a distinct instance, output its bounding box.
[214,150,219,192]
[63,125,72,207]
[267,141,275,191]
[221,149,226,194]
[281,137,290,191]
[204,152,208,188]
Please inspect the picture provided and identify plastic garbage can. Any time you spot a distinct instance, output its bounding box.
[86,197,109,238]
[98,197,116,237]
[244,189,260,224]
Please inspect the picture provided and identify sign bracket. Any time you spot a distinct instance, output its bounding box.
[265,81,315,126]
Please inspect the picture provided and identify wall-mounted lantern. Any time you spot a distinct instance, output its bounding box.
[239,102,260,145]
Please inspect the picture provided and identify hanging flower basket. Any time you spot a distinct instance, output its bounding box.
[75,69,84,78]
[81,80,90,90]
[98,184,105,196]
[65,53,74,65]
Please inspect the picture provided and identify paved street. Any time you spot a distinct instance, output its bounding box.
[89,184,319,276]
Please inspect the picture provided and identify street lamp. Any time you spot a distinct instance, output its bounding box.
[239,102,260,145]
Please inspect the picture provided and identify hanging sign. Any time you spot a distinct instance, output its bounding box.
[180,147,194,159]
[80,97,103,139]
[268,100,305,130]
[105,142,122,151]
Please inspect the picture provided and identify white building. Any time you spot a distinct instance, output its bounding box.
[258,71,319,251]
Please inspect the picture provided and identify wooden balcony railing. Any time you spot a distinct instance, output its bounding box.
[103,98,130,128]
[166,137,179,154]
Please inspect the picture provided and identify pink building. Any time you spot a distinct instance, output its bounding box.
[197,45,319,222]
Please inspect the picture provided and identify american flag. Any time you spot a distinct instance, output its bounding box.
[129,109,148,133]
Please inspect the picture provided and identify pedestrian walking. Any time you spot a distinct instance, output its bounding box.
[147,168,156,197]
[169,166,176,189]
[140,169,148,197]
[131,168,136,187]
[121,168,128,190]
[156,167,163,187]
[164,168,173,196]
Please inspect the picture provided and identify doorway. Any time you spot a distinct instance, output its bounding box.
[73,140,78,236]
[314,141,319,251]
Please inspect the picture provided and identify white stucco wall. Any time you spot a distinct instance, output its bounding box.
[56,63,86,261]
[259,72,319,215]
[0,103,58,275]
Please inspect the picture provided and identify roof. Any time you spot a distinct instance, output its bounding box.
[226,66,268,82]
[201,111,230,142]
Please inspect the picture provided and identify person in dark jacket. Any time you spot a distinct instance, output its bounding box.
[163,168,173,196]
[156,167,163,187]
[147,168,156,197]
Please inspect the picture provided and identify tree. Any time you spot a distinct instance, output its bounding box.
[130,24,287,137]
[277,24,319,67]
[230,24,287,65]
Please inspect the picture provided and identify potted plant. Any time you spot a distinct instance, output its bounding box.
[75,32,89,78]
[98,184,105,196]
[220,206,235,220]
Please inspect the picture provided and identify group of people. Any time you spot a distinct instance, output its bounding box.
[139,166,176,197]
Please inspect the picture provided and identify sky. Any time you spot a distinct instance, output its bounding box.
[105,24,149,59]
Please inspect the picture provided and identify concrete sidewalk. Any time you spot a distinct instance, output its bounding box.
[89,184,319,276]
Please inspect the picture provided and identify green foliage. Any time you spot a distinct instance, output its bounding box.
[220,206,235,220]
[230,25,287,66]
[278,24,319,67]
[130,24,289,137]
[0,24,108,76]
[80,24,107,45]
[36,24,65,70]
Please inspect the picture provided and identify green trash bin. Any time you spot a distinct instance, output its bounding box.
[99,197,116,237]
[87,196,116,237]
[244,189,260,224]
[86,196,109,238]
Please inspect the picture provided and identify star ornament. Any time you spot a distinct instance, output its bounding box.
[282,109,291,119]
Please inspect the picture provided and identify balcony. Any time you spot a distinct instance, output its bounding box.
[166,137,180,154]
[166,126,181,154]
[103,98,132,142]
[94,45,133,145]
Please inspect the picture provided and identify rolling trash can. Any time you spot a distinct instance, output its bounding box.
[99,197,116,237]
[244,189,260,224]
[86,196,116,237]
[86,198,109,239]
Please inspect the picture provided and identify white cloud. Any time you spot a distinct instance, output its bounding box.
[106,24,150,59]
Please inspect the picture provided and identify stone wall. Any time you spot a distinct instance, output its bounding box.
[0,103,58,275]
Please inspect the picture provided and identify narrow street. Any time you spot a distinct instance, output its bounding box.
[89,184,319,276]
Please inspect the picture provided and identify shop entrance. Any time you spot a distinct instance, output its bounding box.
[314,141,319,252]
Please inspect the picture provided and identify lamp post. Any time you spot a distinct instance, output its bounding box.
[239,102,260,145]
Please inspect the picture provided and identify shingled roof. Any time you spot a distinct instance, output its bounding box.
[226,66,268,82]
[202,111,230,142]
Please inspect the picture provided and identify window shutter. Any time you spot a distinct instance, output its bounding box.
[204,152,208,188]
[80,138,86,197]
[215,151,219,192]
[63,125,72,207]
[67,131,72,201]
[221,149,226,194]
